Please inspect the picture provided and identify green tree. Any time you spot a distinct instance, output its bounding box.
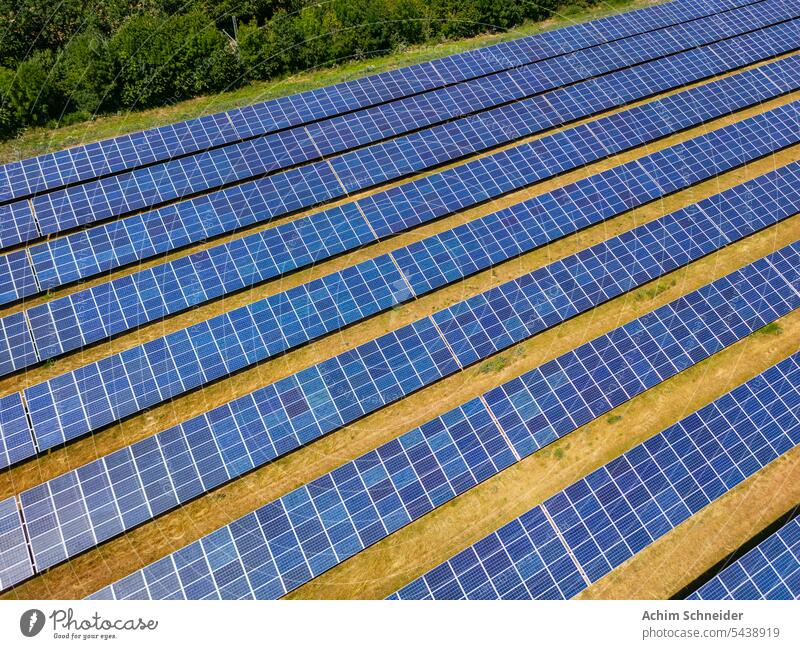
[238,12,301,80]
[56,30,116,115]
[110,11,242,109]
[2,51,64,126]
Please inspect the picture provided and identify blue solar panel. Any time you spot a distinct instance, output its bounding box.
[11,145,797,469]
[85,247,800,599]
[0,200,38,251]
[18,17,800,297]
[0,393,36,471]
[0,250,37,304]
[0,0,760,206]
[25,0,794,236]
[391,351,800,599]
[20,317,461,572]
[0,312,36,378]
[3,58,798,377]
[690,516,800,600]
[0,496,33,591]
[8,171,799,585]
[23,254,408,452]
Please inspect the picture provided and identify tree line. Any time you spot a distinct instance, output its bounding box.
[0,0,591,140]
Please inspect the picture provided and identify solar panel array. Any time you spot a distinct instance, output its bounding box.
[689,516,800,599]
[0,58,797,392]
[6,13,799,305]
[0,0,762,205]
[5,156,799,584]
[3,104,798,479]
[25,0,795,238]
[1,0,798,601]
[87,249,800,599]
[390,351,800,600]
[5,83,797,378]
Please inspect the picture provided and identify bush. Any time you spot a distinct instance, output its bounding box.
[426,0,483,40]
[110,11,242,109]
[238,12,300,81]
[56,30,117,115]
[0,68,22,139]
[1,51,65,127]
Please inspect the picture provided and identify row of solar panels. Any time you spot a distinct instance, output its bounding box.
[389,351,800,600]
[690,515,800,600]
[16,0,791,243]
[0,0,762,205]
[0,36,796,378]
[3,3,797,307]
[1,73,797,475]
[82,247,800,600]
[2,153,799,589]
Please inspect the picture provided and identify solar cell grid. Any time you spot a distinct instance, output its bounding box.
[87,248,800,599]
[88,401,523,602]
[25,0,796,236]
[22,253,408,452]
[391,351,800,599]
[0,0,760,205]
[689,517,800,599]
[0,313,36,378]
[0,250,38,306]
[0,496,33,591]
[16,16,800,300]
[0,200,38,251]
[8,167,800,582]
[0,393,36,470]
[5,58,799,377]
[21,317,461,572]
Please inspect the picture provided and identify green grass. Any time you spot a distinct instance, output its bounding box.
[755,322,783,335]
[634,278,676,301]
[606,414,623,425]
[0,0,651,164]
[478,355,510,374]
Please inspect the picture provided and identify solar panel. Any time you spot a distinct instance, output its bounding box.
[0,250,38,305]
[20,317,461,572]
[17,16,800,299]
[0,496,33,591]
[84,247,800,599]
[689,516,800,599]
[24,0,794,237]
[0,0,760,205]
[8,169,799,581]
[0,393,36,471]
[391,351,800,599]
[0,200,38,251]
[3,58,797,378]
[0,312,36,378]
